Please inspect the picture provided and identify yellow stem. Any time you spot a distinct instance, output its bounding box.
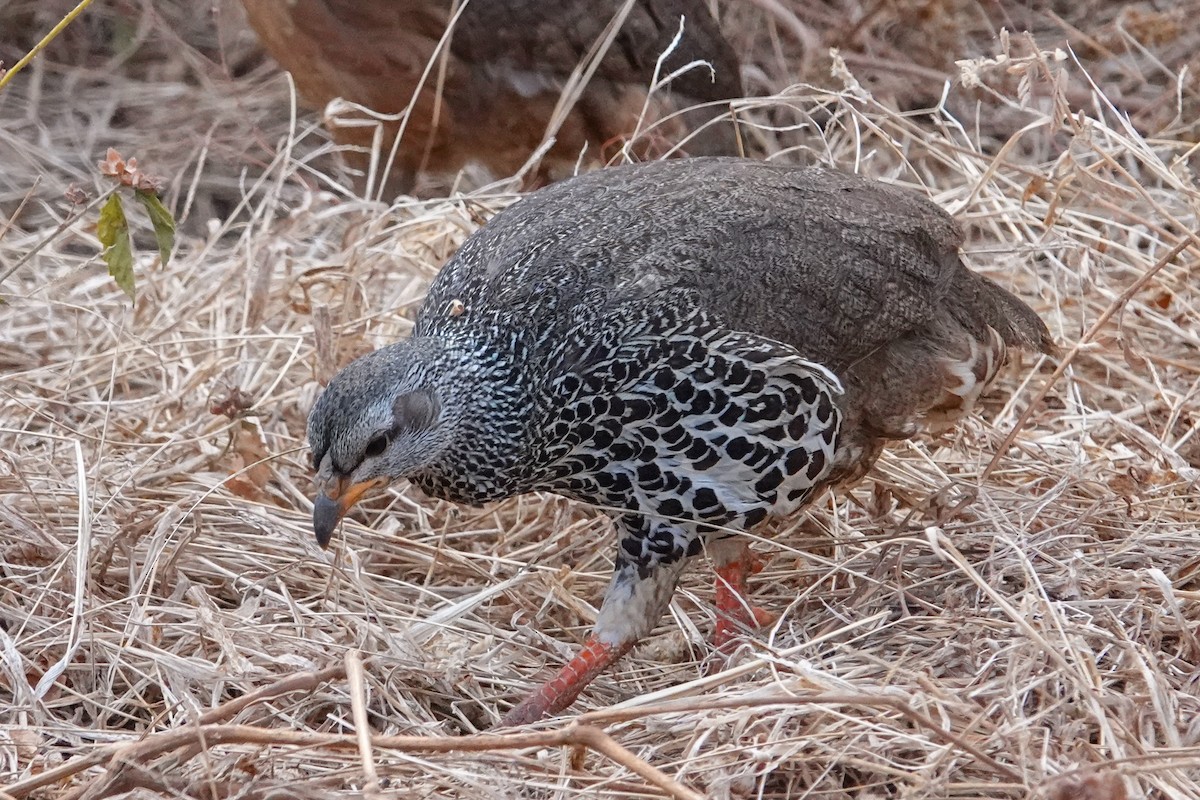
[0,0,98,92]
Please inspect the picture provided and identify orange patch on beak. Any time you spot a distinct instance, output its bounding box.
[312,477,386,548]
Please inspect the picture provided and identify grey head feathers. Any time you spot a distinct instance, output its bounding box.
[307,338,447,480]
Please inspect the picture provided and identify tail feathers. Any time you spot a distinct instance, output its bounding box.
[823,265,1052,489]
[960,272,1056,355]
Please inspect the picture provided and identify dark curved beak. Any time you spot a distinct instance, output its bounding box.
[312,477,386,548]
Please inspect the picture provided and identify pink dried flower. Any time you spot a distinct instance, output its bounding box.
[97,148,165,194]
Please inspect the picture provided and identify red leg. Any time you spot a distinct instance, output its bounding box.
[712,547,777,649]
[498,636,634,727]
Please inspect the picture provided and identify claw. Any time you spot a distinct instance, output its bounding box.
[711,547,775,650]
[712,605,778,649]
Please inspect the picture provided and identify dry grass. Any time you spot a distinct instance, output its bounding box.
[2,1,1200,798]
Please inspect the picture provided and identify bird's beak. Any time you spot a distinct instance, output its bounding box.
[312,476,386,548]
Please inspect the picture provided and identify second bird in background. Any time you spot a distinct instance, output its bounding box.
[241,0,744,195]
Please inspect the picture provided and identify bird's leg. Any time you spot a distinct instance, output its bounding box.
[499,517,693,727]
[499,635,634,727]
[709,538,777,650]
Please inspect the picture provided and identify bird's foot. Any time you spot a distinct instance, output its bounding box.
[498,635,633,727]
[712,606,778,649]
[711,549,776,650]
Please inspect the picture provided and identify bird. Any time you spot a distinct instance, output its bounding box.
[241,0,743,194]
[305,157,1054,726]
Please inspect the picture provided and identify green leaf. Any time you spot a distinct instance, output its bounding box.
[134,189,175,266]
[97,193,135,300]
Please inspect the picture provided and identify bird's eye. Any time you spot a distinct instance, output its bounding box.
[364,434,388,459]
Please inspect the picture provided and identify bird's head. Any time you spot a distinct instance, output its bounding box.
[306,339,452,547]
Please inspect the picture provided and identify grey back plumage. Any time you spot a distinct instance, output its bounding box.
[424,159,1049,356]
